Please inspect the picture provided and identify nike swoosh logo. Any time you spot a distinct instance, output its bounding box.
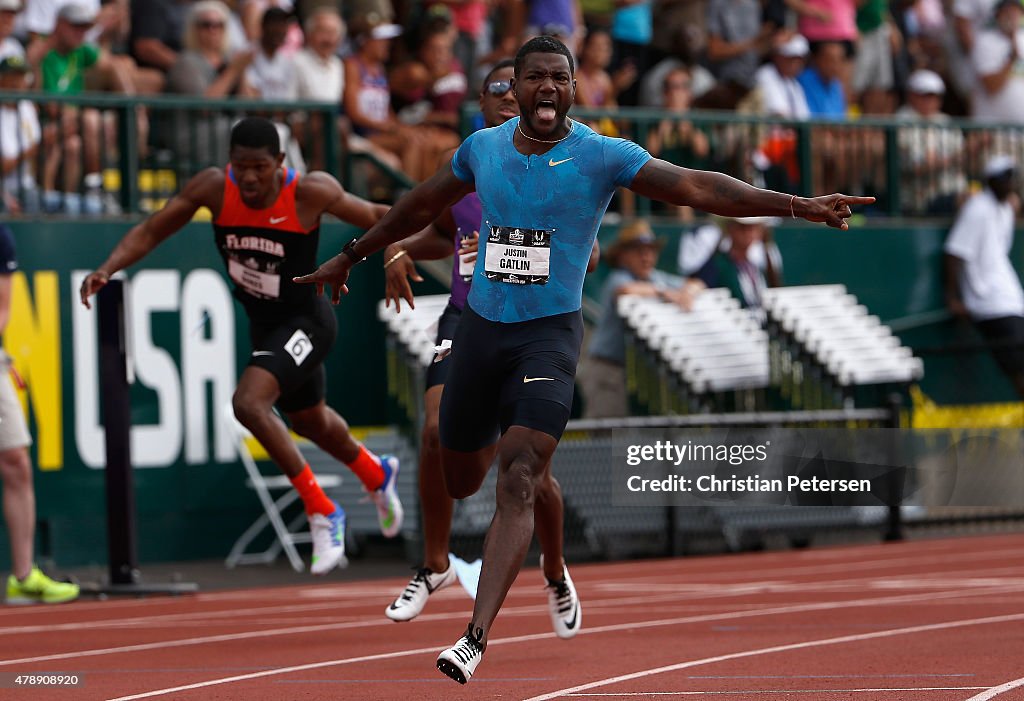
[251,350,274,357]
[269,216,288,224]
[523,376,556,383]
[548,157,574,167]
[564,604,578,630]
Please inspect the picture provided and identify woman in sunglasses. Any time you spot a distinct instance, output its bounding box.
[166,0,252,97]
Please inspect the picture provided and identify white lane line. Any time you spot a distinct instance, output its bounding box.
[0,535,1016,621]
[6,567,1024,668]
[565,689,991,697]
[98,585,1024,701]
[520,612,1024,701]
[963,677,1024,700]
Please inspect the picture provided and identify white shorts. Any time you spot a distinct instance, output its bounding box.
[0,353,31,452]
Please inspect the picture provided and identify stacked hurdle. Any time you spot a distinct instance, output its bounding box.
[762,285,923,410]
[618,284,922,414]
[618,288,771,414]
[377,295,452,430]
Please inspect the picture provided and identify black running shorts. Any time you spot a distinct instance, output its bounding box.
[439,305,584,452]
[425,302,463,390]
[247,296,337,413]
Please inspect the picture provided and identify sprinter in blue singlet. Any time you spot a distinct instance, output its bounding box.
[296,36,874,685]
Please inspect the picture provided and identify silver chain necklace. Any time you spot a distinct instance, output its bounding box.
[517,120,574,144]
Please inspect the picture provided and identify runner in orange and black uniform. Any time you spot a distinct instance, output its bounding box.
[215,165,337,412]
[80,117,404,577]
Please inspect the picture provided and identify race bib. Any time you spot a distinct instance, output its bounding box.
[228,258,281,299]
[284,329,314,366]
[483,225,552,285]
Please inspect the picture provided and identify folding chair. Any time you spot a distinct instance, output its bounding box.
[222,403,342,572]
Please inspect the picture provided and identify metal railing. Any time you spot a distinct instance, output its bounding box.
[0,92,344,216]
[3,91,1022,219]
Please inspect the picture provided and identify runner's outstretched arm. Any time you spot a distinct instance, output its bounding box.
[628,159,874,230]
[295,162,473,302]
[79,168,219,309]
[303,171,390,230]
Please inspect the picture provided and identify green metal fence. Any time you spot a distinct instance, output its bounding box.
[2,91,1022,219]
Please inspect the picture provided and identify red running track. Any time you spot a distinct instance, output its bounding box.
[3,533,1024,701]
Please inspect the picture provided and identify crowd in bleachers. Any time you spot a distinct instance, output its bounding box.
[1,0,1024,216]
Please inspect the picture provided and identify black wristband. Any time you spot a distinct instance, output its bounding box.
[341,237,365,265]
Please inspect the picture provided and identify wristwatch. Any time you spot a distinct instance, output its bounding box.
[340,237,366,265]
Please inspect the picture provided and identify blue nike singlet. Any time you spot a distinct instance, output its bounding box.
[450,118,651,322]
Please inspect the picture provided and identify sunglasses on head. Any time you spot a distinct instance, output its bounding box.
[485,80,512,96]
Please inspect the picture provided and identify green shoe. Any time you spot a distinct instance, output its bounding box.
[6,566,79,605]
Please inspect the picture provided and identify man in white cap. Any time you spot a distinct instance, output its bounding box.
[896,69,967,215]
[944,154,1024,398]
[755,34,811,119]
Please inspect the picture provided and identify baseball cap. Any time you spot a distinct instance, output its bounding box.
[776,34,809,58]
[371,23,402,39]
[906,69,945,95]
[57,3,98,26]
[0,55,30,74]
[0,0,22,12]
[984,154,1016,178]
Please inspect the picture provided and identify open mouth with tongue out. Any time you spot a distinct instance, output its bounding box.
[535,99,559,125]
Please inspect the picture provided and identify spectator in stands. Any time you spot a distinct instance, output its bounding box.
[343,16,429,179]
[693,215,783,316]
[292,7,344,171]
[580,220,704,418]
[896,69,967,215]
[647,66,709,219]
[0,56,40,214]
[679,215,783,281]
[294,6,344,102]
[948,0,999,108]
[697,0,778,109]
[853,0,898,114]
[609,0,651,106]
[798,39,848,117]
[970,0,1024,125]
[639,20,716,108]
[755,34,812,119]
[650,0,707,65]
[426,1,490,86]
[752,34,811,192]
[522,0,584,55]
[39,3,135,214]
[1,223,80,606]
[243,7,297,100]
[240,0,304,50]
[25,1,164,94]
[0,0,24,61]
[130,0,193,73]
[787,0,859,58]
[163,0,252,163]
[944,155,1024,398]
[389,15,467,135]
[574,28,633,136]
[166,0,253,97]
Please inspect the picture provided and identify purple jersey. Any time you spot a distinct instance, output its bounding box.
[449,192,481,309]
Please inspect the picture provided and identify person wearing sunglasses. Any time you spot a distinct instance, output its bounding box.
[380,59,598,631]
[167,1,253,98]
[296,36,873,684]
